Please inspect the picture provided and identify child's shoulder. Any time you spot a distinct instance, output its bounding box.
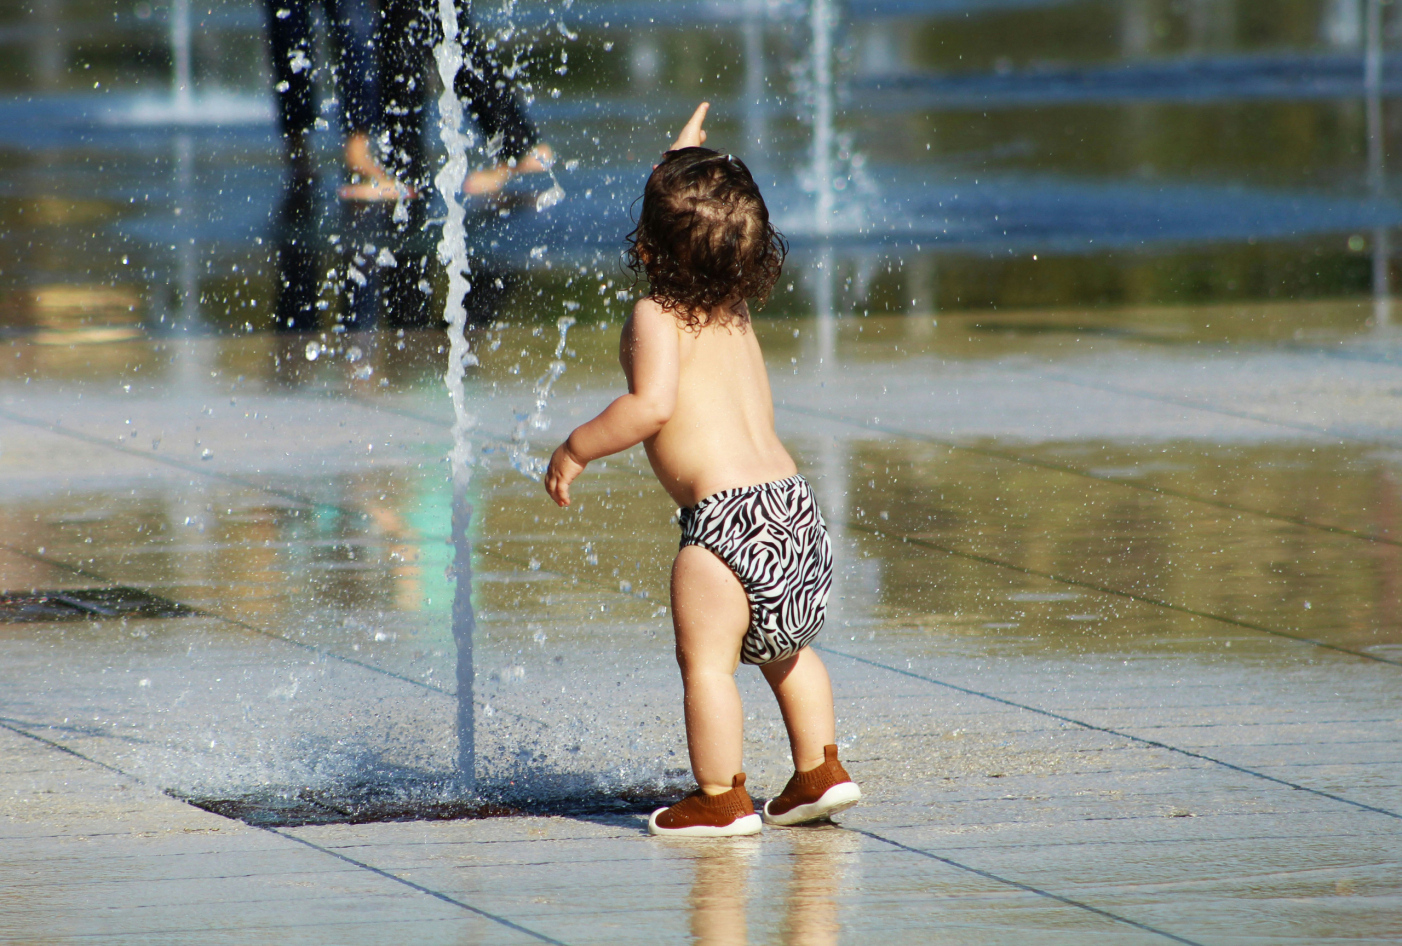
[630,295,672,322]
[624,296,681,337]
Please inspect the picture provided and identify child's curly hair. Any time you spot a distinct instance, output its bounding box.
[625,147,787,330]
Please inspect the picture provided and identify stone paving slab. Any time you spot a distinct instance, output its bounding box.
[4,326,1402,943]
[0,728,490,946]
[285,817,1176,946]
[7,663,1401,946]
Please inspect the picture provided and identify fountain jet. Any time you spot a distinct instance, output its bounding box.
[433,0,480,791]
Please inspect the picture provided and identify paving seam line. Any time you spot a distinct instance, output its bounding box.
[1287,341,1402,368]
[816,645,1402,822]
[8,365,1396,549]
[11,534,1394,820]
[0,542,551,732]
[1040,372,1402,448]
[439,540,1402,820]
[20,395,1388,667]
[0,407,330,511]
[0,719,566,944]
[850,826,1209,946]
[845,521,1402,668]
[265,829,570,945]
[10,523,1392,825]
[776,401,1402,549]
[8,403,1396,816]
[0,398,532,537]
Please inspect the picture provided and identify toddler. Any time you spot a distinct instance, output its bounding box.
[545,104,860,836]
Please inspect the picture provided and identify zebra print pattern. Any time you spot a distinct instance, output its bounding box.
[679,474,833,665]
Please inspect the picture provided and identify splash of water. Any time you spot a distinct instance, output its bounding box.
[509,315,576,480]
[432,0,479,792]
[535,163,566,212]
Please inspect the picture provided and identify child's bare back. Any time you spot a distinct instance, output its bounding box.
[625,297,796,508]
[544,103,860,837]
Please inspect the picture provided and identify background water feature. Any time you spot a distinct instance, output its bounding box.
[2,0,1400,327]
[0,0,1400,851]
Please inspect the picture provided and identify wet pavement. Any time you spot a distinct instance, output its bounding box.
[3,309,1401,944]
[4,0,1402,941]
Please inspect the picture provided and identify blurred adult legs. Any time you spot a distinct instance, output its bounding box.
[379,0,540,194]
[262,0,382,180]
[376,0,539,327]
[265,0,398,331]
[271,177,318,331]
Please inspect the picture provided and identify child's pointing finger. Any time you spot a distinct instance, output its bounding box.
[668,102,710,152]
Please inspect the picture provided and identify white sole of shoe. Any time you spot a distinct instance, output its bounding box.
[762,781,862,826]
[647,810,763,837]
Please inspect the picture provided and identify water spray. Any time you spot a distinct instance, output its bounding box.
[508,316,576,480]
[433,0,479,791]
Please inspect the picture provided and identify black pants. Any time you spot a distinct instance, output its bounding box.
[379,0,538,193]
[263,0,380,138]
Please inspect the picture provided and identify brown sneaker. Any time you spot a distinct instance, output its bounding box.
[762,745,862,826]
[648,773,763,837]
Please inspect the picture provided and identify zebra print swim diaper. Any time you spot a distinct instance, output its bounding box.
[678,473,833,665]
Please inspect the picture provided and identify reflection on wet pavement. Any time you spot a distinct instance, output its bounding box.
[4,0,1402,940]
[681,829,851,946]
[2,304,1400,941]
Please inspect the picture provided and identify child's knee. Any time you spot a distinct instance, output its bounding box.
[675,638,741,677]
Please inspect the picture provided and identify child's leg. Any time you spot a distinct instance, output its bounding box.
[671,545,751,795]
[760,647,836,773]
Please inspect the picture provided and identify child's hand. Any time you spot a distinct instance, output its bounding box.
[667,102,709,152]
[544,441,586,507]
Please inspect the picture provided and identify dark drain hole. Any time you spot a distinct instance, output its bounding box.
[179,783,686,827]
[0,588,199,623]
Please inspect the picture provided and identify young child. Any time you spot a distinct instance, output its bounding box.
[544,103,861,837]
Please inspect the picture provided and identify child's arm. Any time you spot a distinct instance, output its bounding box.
[544,301,679,508]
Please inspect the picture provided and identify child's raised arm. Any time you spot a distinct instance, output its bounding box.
[543,300,679,508]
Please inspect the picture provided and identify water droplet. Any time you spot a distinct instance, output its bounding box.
[536,184,565,212]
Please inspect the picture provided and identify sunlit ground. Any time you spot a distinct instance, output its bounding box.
[4,0,1402,941]
[3,300,1400,942]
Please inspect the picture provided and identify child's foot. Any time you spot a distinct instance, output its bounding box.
[464,143,555,196]
[762,745,861,826]
[648,773,762,837]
